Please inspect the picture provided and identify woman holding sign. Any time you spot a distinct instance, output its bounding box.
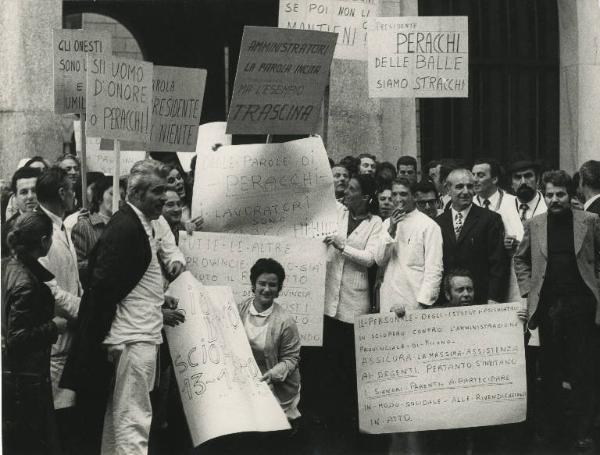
[239,258,302,426]
[322,174,383,450]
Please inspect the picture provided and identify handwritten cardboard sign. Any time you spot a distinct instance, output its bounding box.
[53,29,112,114]
[86,54,153,141]
[227,26,336,134]
[355,304,526,433]
[179,231,327,346]
[85,137,146,176]
[191,136,338,238]
[279,0,377,61]
[165,273,290,446]
[368,16,468,98]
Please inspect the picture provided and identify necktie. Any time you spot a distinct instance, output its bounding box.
[454,212,463,238]
[519,203,529,221]
[483,199,491,210]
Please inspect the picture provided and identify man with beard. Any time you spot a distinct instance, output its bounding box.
[331,163,350,201]
[514,170,600,451]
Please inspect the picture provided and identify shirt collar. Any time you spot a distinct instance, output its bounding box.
[451,203,472,219]
[584,193,600,211]
[127,202,153,236]
[250,301,274,317]
[39,205,64,230]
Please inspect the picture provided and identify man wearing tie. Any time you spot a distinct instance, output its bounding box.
[435,169,509,304]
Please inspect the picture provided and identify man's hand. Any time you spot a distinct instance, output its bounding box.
[517,308,528,323]
[390,305,406,318]
[163,295,179,309]
[260,370,274,385]
[184,216,204,235]
[324,235,345,251]
[488,299,500,305]
[167,262,185,280]
[162,308,185,327]
[388,209,407,237]
[504,235,519,253]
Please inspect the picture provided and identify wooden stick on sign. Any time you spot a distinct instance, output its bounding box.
[112,139,121,214]
[80,115,88,209]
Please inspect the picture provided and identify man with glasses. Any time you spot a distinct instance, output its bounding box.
[414,180,441,219]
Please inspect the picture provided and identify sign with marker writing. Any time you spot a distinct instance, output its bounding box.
[165,273,290,446]
[368,16,468,98]
[85,137,146,176]
[53,29,112,114]
[355,304,526,433]
[179,231,327,346]
[279,0,378,61]
[191,136,338,238]
[227,26,336,134]
[86,54,153,141]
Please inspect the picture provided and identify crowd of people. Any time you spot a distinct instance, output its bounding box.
[1,147,600,455]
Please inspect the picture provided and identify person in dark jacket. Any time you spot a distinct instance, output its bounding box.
[2,211,68,454]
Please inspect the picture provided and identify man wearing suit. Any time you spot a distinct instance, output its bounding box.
[514,170,600,451]
[61,160,182,455]
[435,169,509,304]
[580,160,600,216]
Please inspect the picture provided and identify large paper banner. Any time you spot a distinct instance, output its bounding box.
[179,231,327,346]
[53,29,112,114]
[279,0,378,61]
[227,26,336,135]
[192,136,337,238]
[165,273,290,446]
[368,16,468,98]
[355,304,527,433]
[86,54,153,141]
[148,65,207,152]
[85,138,146,176]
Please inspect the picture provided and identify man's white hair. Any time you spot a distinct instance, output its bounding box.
[126,159,168,198]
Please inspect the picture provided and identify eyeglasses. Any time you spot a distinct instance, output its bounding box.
[416,199,438,208]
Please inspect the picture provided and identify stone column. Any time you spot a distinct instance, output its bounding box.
[0,0,64,181]
[558,0,600,174]
[326,0,418,165]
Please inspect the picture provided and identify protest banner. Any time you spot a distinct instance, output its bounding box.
[85,54,153,142]
[85,137,146,176]
[191,136,338,238]
[53,29,111,114]
[227,26,336,135]
[368,16,468,98]
[355,304,527,433]
[279,0,377,61]
[165,272,290,446]
[178,231,327,346]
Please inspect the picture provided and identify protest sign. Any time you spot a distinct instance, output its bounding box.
[165,272,290,446]
[148,65,207,152]
[279,0,377,61]
[86,54,153,142]
[85,137,146,176]
[53,29,111,114]
[227,26,336,135]
[179,231,327,346]
[191,136,337,238]
[368,16,468,98]
[355,304,527,433]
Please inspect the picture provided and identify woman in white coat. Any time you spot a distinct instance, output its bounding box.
[322,173,382,450]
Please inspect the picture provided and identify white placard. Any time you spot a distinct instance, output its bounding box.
[192,136,338,238]
[368,16,468,98]
[53,29,111,114]
[85,137,146,176]
[279,0,378,61]
[165,272,290,446]
[179,231,327,346]
[355,304,527,433]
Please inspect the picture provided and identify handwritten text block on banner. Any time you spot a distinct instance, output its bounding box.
[355,304,526,433]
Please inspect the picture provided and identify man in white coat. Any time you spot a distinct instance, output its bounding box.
[376,178,443,316]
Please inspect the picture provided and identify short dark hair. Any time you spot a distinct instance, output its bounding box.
[580,160,600,191]
[339,156,359,176]
[358,153,376,163]
[413,179,439,198]
[89,176,113,214]
[424,160,440,174]
[392,177,415,195]
[377,181,392,193]
[396,155,417,171]
[11,167,41,193]
[473,157,502,179]
[375,161,397,185]
[36,166,71,205]
[6,211,53,255]
[351,174,379,213]
[250,258,286,291]
[443,268,474,296]
[542,170,575,196]
[23,156,50,170]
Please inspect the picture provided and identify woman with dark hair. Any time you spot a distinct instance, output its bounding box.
[70,176,112,286]
[322,173,382,451]
[24,156,51,171]
[2,212,68,454]
[238,258,302,424]
[165,164,204,232]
